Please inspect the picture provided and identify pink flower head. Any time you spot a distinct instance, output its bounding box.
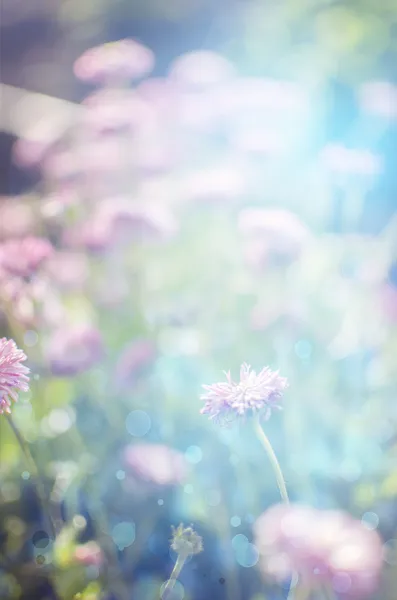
[0,199,36,240]
[254,504,383,597]
[47,326,104,377]
[74,542,104,567]
[82,89,154,134]
[0,236,53,279]
[122,443,187,498]
[201,363,288,425]
[169,51,235,90]
[115,339,157,388]
[76,199,177,250]
[0,338,30,414]
[45,251,89,291]
[74,39,155,84]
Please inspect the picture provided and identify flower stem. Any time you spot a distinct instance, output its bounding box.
[6,414,56,539]
[161,554,187,600]
[253,415,297,599]
[253,414,289,504]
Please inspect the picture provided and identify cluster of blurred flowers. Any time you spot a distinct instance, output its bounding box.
[0,36,397,600]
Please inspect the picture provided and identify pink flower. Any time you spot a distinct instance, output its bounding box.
[47,326,104,377]
[122,444,187,498]
[0,237,53,279]
[74,39,155,84]
[0,199,36,240]
[74,542,104,567]
[82,89,154,134]
[201,363,288,424]
[82,199,177,248]
[254,504,383,597]
[0,338,30,414]
[169,51,235,90]
[45,252,89,291]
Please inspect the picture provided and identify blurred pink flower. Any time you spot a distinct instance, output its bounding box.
[201,363,288,424]
[47,326,104,376]
[136,77,179,113]
[238,208,309,267]
[359,81,397,118]
[183,166,246,205]
[115,339,157,388]
[12,138,53,169]
[45,252,89,291]
[94,199,178,244]
[169,51,235,89]
[74,542,104,567]
[0,199,36,240]
[320,145,382,176]
[254,504,383,597]
[0,338,30,414]
[74,39,155,84]
[0,236,53,279]
[122,443,187,493]
[82,89,155,134]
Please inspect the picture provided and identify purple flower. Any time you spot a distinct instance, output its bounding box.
[73,39,155,84]
[0,338,30,414]
[0,236,53,279]
[47,326,104,377]
[201,363,288,424]
[254,504,383,597]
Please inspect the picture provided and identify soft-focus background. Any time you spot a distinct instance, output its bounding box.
[1,0,397,599]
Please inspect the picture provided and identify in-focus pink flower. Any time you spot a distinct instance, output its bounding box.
[169,51,235,90]
[47,326,104,377]
[115,339,157,388]
[254,504,383,598]
[201,363,288,424]
[122,444,187,495]
[0,338,30,414]
[74,39,155,84]
[0,237,53,279]
[74,542,104,567]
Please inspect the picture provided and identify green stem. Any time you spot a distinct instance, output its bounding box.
[6,414,56,539]
[253,415,298,600]
[253,414,289,504]
[161,554,187,600]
